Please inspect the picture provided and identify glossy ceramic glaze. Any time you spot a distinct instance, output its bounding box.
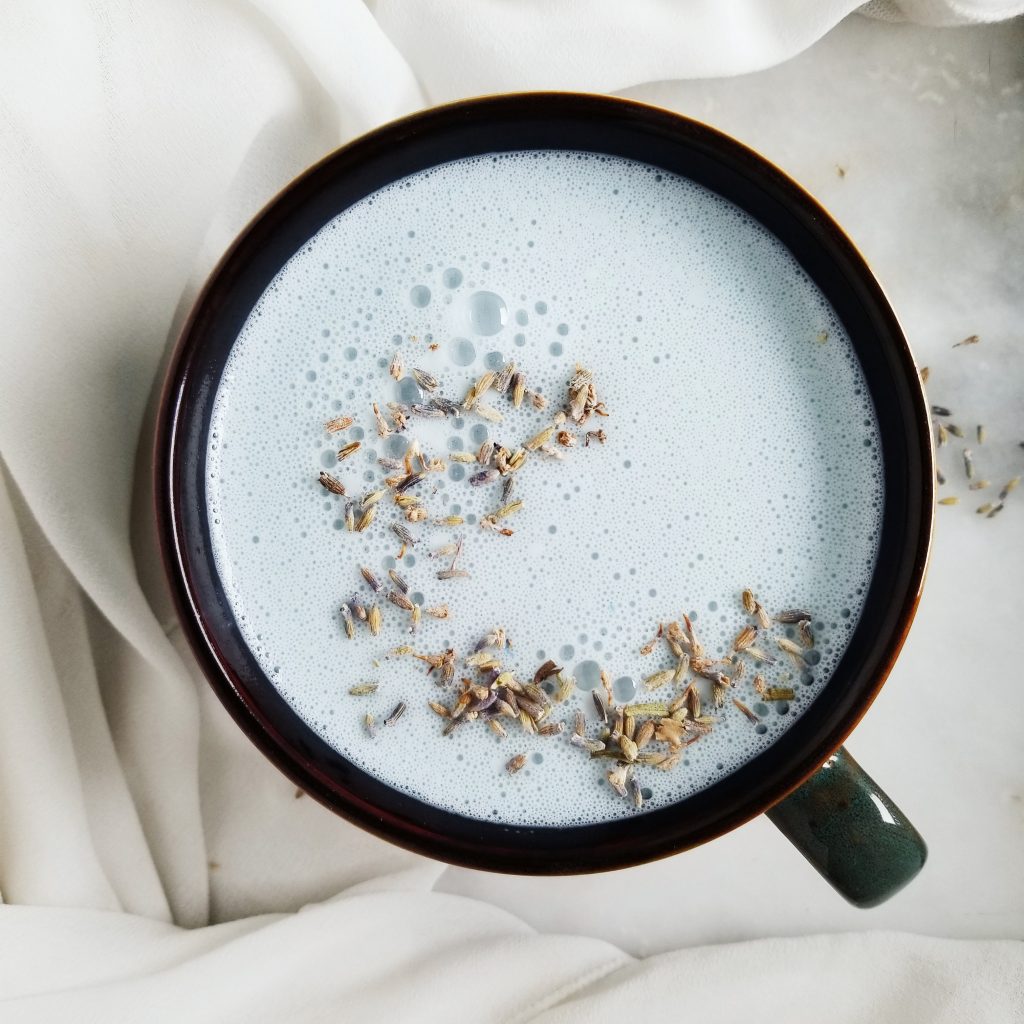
[768,747,927,907]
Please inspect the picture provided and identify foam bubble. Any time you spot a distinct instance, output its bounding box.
[206,151,883,827]
[448,337,476,366]
[467,291,508,335]
[409,284,431,308]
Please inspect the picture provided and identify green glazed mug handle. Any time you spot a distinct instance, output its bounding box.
[765,746,927,908]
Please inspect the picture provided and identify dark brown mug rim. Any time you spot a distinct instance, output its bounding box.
[155,92,934,874]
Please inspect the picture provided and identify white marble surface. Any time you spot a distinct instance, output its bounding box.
[434,16,1024,951]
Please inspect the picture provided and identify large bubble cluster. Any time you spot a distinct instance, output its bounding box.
[205,151,883,826]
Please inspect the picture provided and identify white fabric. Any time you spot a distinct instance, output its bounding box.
[369,0,1021,100]
[0,877,1021,1022]
[0,1,1021,1020]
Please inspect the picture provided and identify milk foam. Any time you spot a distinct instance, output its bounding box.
[206,151,883,825]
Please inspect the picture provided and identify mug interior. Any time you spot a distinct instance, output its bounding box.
[156,93,932,873]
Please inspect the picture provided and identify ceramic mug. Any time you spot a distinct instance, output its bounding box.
[156,93,932,907]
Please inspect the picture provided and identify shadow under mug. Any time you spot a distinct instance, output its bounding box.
[156,93,933,907]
